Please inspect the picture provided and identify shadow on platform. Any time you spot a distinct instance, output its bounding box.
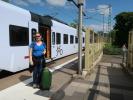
[86,55,133,100]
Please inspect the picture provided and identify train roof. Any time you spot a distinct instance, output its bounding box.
[30,13,70,27]
[44,16,78,31]
[30,12,53,27]
[43,15,69,26]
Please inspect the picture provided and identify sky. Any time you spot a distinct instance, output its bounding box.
[4,0,133,32]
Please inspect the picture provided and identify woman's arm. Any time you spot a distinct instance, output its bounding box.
[29,48,33,65]
[42,42,46,56]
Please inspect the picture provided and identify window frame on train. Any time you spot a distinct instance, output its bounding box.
[83,37,85,43]
[56,33,61,44]
[9,25,29,46]
[75,36,78,44]
[52,32,55,45]
[70,35,74,44]
[63,34,68,44]
[31,28,37,41]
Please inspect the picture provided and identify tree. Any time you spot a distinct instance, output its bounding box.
[69,19,86,32]
[69,19,78,28]
[70,22,77,28]
[108,29,117,44]
[114,12,133,47]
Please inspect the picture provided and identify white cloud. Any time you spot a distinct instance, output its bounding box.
[27,0,42,4]
[27,0,45,6]
[97,4,110,16]
[89,24,103,32]
[89,24,110,33]
[11,0,29,6]
[46,0,67,6]
[11,0,45,6]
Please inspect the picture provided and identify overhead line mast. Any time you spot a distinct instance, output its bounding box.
[108,5,112,42]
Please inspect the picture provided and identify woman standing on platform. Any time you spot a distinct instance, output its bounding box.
[29,33,46,88]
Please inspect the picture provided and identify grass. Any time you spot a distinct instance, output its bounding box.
[103,43,122,55]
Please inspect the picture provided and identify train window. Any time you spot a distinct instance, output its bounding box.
[83,37,85,43]
[56,33,61,44]
[31,28,37,41]
[52,32,55,45]
[63,34,68,44]
[9,25,29,46]
[75,36,78,43]
[70,35,74,44]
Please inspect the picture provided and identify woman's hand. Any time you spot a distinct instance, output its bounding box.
[43,50,46,55]
[30,60,34,65]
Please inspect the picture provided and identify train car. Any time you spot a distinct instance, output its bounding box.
[0,1,85,72]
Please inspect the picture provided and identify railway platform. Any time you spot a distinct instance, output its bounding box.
[0,54,80,100]
[1,54,133,100]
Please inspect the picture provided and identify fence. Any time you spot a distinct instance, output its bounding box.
[127,30,133,69]
[83,28,103,75]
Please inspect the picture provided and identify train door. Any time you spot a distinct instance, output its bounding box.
[51,31,56,59]
[51,31,62,59]
[55,32,62,58]
[39,26,51,58]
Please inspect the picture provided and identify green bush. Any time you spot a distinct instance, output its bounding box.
[103,43,122,55]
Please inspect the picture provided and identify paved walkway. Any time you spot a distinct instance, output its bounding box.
[84,55,133,100]
[62,55,133,100]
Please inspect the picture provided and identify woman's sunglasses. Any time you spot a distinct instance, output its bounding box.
[35,35,41,37]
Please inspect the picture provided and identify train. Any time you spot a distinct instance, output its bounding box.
[0,1,85,72]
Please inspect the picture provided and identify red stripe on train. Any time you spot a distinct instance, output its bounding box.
[24,56,29,59]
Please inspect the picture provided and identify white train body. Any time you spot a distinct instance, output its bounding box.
[51,20,79,59]
[0,1,85,72]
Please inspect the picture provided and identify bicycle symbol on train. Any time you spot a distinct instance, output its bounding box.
[56,45,63,56]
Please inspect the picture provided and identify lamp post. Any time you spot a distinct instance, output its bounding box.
[67,0,86,16]
[100,13,104,38]
[78,0,84,75]
[67,0,84,75]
